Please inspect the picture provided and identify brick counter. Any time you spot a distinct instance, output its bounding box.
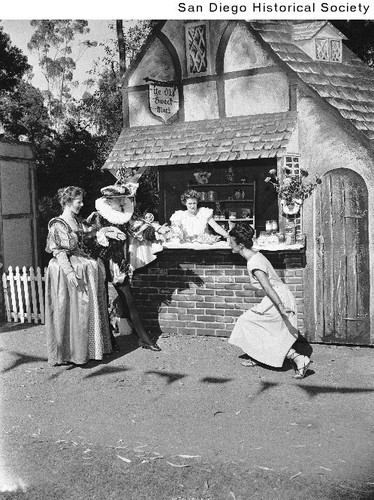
[131,249,306,338]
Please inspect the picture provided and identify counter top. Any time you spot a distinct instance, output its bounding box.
[163,241,230,250]
[163,241,304,251]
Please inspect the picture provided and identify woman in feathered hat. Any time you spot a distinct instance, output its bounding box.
[85,181,162,351]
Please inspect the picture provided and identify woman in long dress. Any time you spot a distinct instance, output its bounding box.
[228,223,311,378]
[45,186,112,366]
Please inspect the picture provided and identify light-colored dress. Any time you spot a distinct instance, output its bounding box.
[228,252,298,367]
[45,217,112,366]
[170,207,213,238]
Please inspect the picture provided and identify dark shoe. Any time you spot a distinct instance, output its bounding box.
[138,340,161,351]
[288,352,310,379]
[111,338,120,352]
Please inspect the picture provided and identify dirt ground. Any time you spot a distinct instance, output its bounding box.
[1,324,374,500]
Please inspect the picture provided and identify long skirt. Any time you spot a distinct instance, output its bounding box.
[228,284,298,367]
[45,255,112,366]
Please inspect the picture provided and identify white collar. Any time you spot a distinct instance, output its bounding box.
[95,197,133,225]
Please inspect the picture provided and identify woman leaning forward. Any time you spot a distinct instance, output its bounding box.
[228,223,311,379]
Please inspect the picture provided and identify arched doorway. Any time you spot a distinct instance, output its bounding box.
[314,168,370,344]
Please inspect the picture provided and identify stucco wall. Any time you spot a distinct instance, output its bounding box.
[184,81,219,121]
[128,90,162,127]
[225,72,289,117]
[128,38,176,88]
[224,24,272,72]
[296,92,374,341]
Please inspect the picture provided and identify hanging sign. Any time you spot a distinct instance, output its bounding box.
[148,81,179,124]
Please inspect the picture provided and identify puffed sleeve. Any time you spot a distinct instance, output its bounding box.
[197,207,213,222]
[46,219,76,276]
[170,210,184,226]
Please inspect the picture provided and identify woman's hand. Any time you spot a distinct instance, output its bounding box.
[102,226,126,241]
[253,270,292,317]
[67,272,87,292]
[67,271,79,287]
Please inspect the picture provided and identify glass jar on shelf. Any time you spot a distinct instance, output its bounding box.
[257,231,268,247]
[268,232,279,247]
[266,219,278,233]
[277,232,285,244]
[285,228,296,245]
[296,233,305,246]
[207,190,216,201]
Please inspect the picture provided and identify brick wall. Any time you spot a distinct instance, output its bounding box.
[131,249,305,337]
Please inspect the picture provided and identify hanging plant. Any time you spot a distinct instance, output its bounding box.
[265,167,321,212]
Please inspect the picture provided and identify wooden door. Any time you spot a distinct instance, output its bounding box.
[315,169,370,344]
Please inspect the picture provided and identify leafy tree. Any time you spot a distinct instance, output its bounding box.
[27,20,97,129]
[0,26,30,92]
[332,21,374,66]
[0,81,51,142]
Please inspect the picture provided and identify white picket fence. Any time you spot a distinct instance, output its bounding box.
[2,266,47,324]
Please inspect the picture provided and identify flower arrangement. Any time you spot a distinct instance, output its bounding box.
[265,167,321,207]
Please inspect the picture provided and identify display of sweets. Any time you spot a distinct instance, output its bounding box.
[267,232,279,247]
[169,224,183,242]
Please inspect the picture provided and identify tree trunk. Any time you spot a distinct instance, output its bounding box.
[116,20,126,77]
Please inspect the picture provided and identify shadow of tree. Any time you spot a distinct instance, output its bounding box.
[200,376,233,384]
[1,351,47,373]
[244,381,279,404]
[298,384,374,398]
[245,379,374,402]
[83,366,132,379]
[0,322,41,333]
[49,364,76,379]
[145,370,186,385]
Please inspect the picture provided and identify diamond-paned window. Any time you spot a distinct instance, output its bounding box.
[315,38,342,62]
[186,23,208,75]
[285,155,300,176]
[285,155,302,234]
[315,38,329,60]
[330,40,342,62]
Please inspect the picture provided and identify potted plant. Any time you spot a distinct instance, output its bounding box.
[265,167,321,215]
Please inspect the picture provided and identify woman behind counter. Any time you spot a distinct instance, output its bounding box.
[170,189,228,241]
[45,186,112,366]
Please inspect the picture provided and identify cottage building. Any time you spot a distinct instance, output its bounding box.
[103,20,374,345]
